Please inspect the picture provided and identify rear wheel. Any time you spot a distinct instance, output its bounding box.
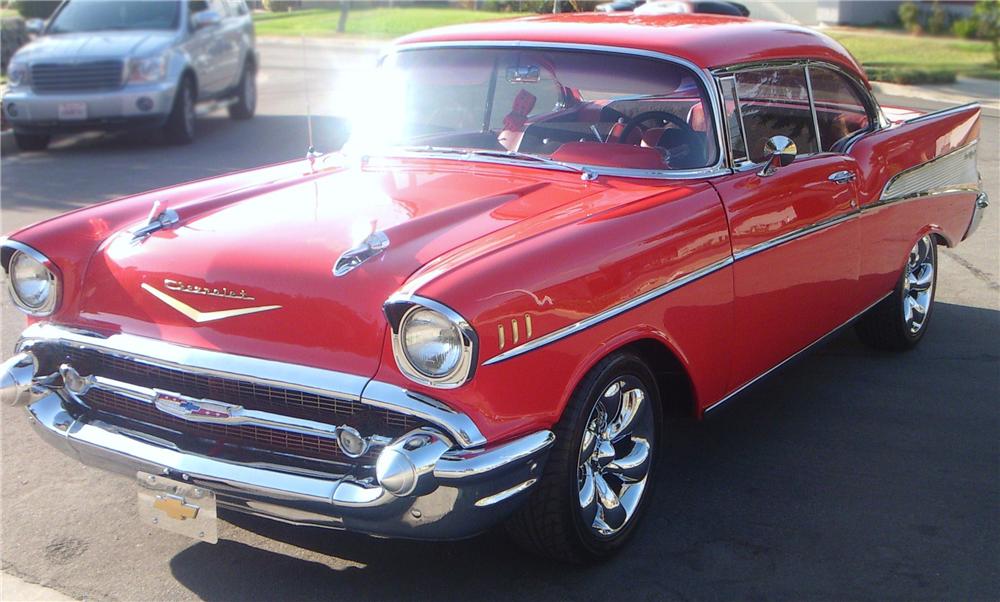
[856,234,937,351]
[506,351,660,562]
[228,62,256,120]
[163,76,196,144]
[14,132,50,151]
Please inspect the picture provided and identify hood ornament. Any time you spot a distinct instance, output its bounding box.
[132,201,180,243]
[334,231,390,277]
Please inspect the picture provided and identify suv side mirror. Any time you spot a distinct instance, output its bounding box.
[758,135,797,177]
[25,18,45,35]
[191,10,222,30]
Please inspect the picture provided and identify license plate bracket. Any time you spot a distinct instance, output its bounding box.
[57,102,87,121]
[137,471,218,544]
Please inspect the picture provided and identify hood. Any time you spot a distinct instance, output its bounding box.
[76,161,604,378]
[14,31,176,62]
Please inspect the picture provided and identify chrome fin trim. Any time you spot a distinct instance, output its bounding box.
[901,101,979,125]
[483,256,733,366]
[879,142,978,203]
[732,211,858,261]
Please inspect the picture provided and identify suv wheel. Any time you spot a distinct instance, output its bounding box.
[164,77,196,144]
[14,132,50,151]
[228,62,256,120]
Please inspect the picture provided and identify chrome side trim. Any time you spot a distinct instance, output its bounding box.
[474,479,537,507]
[18,322,369,401]
[703,291,893,415]
[361,380,487,448]
[732,211,858,261]
[901,101,978,125]
[483,256,733,365]
[383,41,729,181]
[878,142,978,203]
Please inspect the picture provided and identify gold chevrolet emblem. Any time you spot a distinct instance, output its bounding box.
[153,495,199,521]
[141,283,281,323]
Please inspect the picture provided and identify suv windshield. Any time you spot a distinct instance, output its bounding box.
[49,0,181,34]
[349,47,719,173]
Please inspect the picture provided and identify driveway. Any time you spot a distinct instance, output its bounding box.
[1,39,997,601]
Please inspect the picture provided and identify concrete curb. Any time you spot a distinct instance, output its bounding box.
[257,35,387,52]
[1,572,77,601]
[872,79,1000,111]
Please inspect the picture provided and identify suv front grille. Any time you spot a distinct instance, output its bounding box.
[31,60,124,94]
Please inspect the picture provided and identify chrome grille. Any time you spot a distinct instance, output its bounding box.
[49,345,425,463]
[31,60,124,94]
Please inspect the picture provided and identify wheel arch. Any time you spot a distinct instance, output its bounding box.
[559,327,698,424]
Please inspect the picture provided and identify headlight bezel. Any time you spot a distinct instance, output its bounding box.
[4,242,60,317]
[385,295,478,389]
[7,62,29,88]
[127,53,169,84]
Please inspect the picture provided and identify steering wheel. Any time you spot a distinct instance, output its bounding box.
[617,110,694,145]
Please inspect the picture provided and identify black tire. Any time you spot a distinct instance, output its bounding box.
[228,62,256,120]
[855,235,938,351]
[163,76,196,144]
[14,132,50,151]
[506,351,661,563]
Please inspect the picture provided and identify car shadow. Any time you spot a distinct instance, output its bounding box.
[0,113,349,218]
[168,301,998,600]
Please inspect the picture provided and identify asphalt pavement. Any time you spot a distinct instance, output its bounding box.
[0,40,997,601]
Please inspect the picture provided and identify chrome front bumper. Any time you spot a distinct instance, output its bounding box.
[26,392,552,540]
[2,323,555,541]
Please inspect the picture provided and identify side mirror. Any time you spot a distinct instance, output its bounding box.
[191,10,222,30]
[758,135,797,177]
[25,18,45,35]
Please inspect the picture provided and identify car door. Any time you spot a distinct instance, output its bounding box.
[210,0,243,91]
[712,66,862,391]
[183,0,221,97]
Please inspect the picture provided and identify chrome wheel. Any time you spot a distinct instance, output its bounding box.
[903,235,935,335]
[577,375,654,537]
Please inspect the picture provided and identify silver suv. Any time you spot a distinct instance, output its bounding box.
[4,0,258,150]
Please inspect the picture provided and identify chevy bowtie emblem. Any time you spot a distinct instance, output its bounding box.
[141,283,281,323]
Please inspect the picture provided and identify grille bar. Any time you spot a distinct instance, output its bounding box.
[31,60,124,94]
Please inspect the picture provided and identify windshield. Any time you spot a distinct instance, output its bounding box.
[348,47,719,173]
[49,0,181,34]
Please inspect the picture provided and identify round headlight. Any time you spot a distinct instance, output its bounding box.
[8,250,57,314]
[400,307,463,378]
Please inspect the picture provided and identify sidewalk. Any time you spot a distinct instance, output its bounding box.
[872,76,1000,112]
[1,571,75,601]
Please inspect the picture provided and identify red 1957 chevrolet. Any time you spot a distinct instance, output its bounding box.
[0,13,989,561]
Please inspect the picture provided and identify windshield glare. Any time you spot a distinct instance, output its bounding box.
[349,47,719,172]
[49,0,180,34]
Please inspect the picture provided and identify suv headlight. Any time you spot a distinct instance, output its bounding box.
[386,296,477,388]
[6,247,59,316]
[7,62,29,88]
[128,53,168,83]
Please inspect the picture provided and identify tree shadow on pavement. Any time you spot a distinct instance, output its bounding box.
[169,302,998,601]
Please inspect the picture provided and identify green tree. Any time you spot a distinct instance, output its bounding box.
[974,0,999,67]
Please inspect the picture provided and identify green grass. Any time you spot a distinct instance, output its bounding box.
[253,7,528,39]
[829,31,1000,83]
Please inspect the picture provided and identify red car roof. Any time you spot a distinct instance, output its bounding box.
[396,12,869,87]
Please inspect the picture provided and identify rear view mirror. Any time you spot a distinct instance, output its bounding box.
[25,18,45,35]
[191,10,222,30]
[758,135,797,176]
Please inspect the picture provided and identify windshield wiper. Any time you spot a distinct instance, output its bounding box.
[466,150,599,181]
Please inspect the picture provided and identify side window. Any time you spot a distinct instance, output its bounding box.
[717,76,748,165]
[734,67,819,163]
[189,0,208,15]
[808,66,872,152]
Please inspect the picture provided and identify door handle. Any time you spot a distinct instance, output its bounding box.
[828,170,856,184]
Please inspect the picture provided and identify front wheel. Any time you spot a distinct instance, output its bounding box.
[14,132,50,151]
[506,351,661,562]
[163,77,196,144]
[855,234,938,351]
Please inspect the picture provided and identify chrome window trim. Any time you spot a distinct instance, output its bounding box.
[483,255,734,366]
[377,41,729,181]
[384,293,479,389]
[804,64,824,153]
[716,75,749,167]
[2,240,61,317]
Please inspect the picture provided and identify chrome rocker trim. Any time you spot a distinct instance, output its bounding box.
[25,392,553,540]
[16,322,486,448]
